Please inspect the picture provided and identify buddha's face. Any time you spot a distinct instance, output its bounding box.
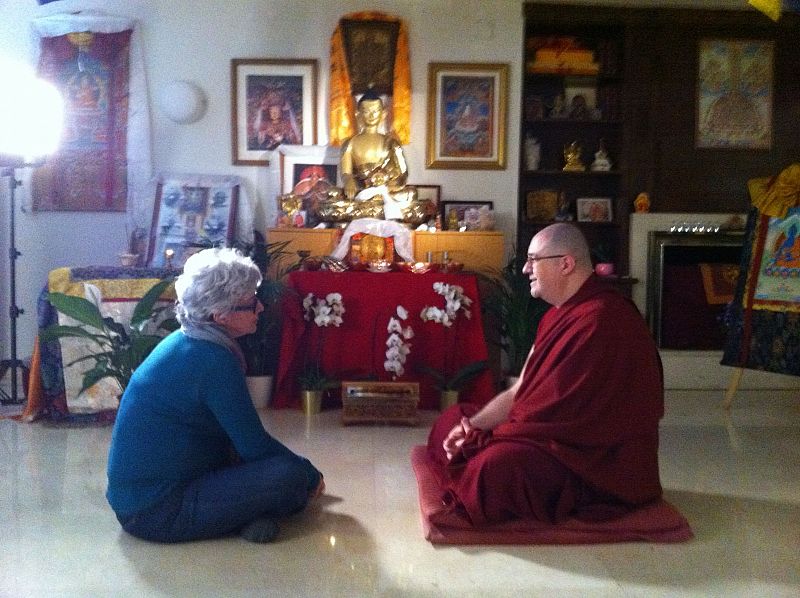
[358,99,384,127]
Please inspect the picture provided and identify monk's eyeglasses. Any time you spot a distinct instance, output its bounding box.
[525,254,565,267]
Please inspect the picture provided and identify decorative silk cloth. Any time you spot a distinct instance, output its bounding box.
[273,271,494,410]
[721,164,800,377]
[30,12,152,226]
[32,29,131,211]
[23,266,175,422]
[329,11,411,145]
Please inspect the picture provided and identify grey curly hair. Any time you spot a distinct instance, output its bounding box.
[173,247,262,326]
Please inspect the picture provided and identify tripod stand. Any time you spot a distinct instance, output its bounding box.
[0,168,28,405]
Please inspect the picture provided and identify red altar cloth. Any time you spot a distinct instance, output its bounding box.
[273,271,495,410]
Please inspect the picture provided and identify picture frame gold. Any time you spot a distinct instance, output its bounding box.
[426,62,508,170]
[231,58,318,166]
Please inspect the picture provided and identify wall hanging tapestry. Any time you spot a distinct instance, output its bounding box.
[30,12,152,215]
[329,11,410,145]
[721,163,800,376]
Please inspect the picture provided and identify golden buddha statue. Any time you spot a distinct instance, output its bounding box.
[315,90,432,225]
[563,141,586,172]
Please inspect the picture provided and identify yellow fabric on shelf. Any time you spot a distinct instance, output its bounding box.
[748,163,800,219]
[48,267,176,300]
[329,11,411,146]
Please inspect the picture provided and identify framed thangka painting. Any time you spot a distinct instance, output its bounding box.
[231,58,318,165]
[426,62,508,169]
[147,174,239,267]
[696,39,773,149]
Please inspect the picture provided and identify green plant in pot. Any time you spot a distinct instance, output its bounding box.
[235,233,297,377]
[40,278,179,397]
[482,255,550,378]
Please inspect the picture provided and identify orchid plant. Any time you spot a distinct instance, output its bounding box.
[298,292,345,391]
[418,282,487,391]
[384,305,414,379]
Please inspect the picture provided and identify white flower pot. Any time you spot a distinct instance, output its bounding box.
[245,375,273,410]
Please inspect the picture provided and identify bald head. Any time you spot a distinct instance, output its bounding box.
[536,223,593,270]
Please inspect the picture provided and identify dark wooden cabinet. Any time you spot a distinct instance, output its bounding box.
[518,3,800,273]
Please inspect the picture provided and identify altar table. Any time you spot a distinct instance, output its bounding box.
[273,271,496,411]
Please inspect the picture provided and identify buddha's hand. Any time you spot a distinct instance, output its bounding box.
[344,178,357,200]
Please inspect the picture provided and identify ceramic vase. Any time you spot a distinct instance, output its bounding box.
[301,390,322,415]
[245,375,273,410]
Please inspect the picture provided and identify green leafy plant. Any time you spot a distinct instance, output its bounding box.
[481,255,550,376]
[40,278,179,396]
[416,359,489,391]
[235,233,297,376]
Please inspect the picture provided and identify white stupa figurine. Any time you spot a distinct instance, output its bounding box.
[590,139,612,172]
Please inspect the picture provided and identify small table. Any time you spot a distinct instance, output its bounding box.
[273,270,496,411]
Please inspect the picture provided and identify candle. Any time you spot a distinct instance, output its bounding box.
[165,248,175,267]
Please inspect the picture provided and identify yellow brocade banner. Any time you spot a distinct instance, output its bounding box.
[748,163,800,219]
[749,0,782,21]
[329,11,411,146]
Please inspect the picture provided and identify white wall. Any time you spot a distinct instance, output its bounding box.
[0,0,758,373]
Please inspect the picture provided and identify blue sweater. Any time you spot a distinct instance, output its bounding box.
[106,331,320,519]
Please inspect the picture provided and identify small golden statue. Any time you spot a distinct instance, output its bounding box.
[563,141,586,172]
[314,90,432,226]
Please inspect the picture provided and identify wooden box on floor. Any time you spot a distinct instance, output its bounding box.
[341,381,419,425]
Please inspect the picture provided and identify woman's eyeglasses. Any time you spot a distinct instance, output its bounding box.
[230,297,260,313]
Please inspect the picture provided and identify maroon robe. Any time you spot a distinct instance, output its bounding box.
[427,275,664,526]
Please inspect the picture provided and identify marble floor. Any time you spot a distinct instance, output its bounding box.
[0,389,798,598]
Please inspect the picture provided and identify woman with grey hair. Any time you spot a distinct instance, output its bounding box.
[106,248,324,543]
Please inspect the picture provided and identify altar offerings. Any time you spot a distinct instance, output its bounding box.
[341,381,419,425]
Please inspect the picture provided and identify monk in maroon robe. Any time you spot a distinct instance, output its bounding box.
[427,223,664,526]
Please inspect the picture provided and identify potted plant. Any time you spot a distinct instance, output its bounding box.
[481,255,550,382]
[235,232,296,408]
[39,278,179,398]
[415,281,489,409]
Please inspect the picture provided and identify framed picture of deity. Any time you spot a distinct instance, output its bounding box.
[146,174,239,267]
[231,58,318,166]
[426,62,508,170]
[695,39,773,150]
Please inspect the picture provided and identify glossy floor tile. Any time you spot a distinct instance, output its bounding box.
[0,389,798,597]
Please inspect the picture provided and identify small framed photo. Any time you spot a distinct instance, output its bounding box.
[275,145,340,227]
[426,62,508,170]
[409,184,441,212]
[576,197,613,223]
[147,174,239,267]
[441,200,494,230]
[231,58,318,166]
[278,145,340,195]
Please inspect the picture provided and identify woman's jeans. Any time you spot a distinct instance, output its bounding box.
[118,456,312,543]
